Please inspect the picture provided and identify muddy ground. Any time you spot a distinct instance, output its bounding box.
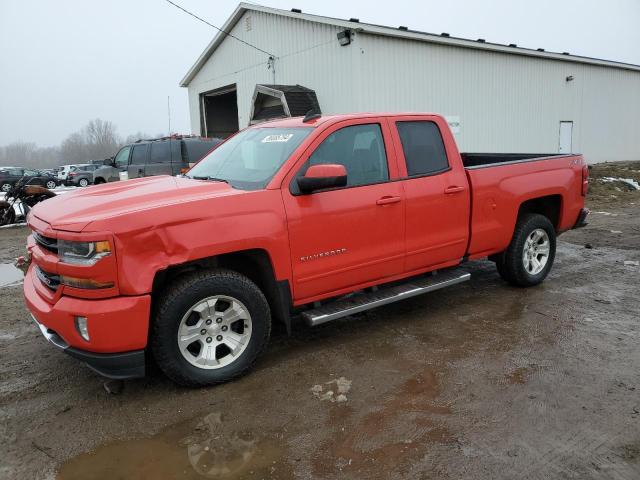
[0,166,639,480]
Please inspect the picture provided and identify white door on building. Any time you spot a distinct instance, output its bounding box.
[558,121,573,154]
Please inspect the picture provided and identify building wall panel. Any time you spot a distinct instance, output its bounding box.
[187,11,640,163]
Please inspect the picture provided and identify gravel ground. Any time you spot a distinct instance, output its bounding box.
[0,190,638,479]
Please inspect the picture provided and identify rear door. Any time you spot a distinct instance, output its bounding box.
[282,119,405,303]
[127,144,148,179]
[389,117,470,272]
[144,141,173,177]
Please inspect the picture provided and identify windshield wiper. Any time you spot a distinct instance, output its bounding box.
[189,175,229,184]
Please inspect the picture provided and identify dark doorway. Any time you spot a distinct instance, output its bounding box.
[200,86,239,139]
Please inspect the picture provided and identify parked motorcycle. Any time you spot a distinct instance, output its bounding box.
[0,176,56,226]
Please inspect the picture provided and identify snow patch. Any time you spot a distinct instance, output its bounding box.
[600,177,640,190]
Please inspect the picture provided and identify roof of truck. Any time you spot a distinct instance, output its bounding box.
[251,112,444,128]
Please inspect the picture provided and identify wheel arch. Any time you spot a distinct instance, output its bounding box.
[517,194,563,231]
[151,249,292,333]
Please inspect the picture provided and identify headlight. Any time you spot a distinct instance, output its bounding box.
[58,240,111,265]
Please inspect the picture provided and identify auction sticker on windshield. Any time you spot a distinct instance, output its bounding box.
[262,134,293,143]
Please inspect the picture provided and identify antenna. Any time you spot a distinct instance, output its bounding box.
[168,96,173,164]
[303,109,321,123]
[167,96,171,135]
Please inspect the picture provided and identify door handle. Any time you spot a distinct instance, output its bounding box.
[444,185,465,194]
[376,196,401,205]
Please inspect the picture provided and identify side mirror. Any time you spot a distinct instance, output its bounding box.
[297,164,347,194]
[103,158,114,166]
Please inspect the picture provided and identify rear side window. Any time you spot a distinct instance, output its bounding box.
[306,124,388,187]
[184,139,219,163]
[130,144,148,165]
[149,142,171,164]
[396,121,449,176]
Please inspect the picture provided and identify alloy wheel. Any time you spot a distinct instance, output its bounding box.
[177,295,252,369]
[522,228,550,275]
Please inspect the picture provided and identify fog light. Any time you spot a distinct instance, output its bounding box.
[74,316,90,341]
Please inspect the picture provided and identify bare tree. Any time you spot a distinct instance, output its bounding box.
[0,118,154,169]
[60,132,88,164]
[84,119,120,159]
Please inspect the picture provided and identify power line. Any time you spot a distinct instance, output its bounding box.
[165,0,276,57]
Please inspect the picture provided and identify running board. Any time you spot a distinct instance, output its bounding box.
[302,269,471,327]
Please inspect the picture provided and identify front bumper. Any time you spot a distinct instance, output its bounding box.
[30,314,145,379]
[572,208,590,229]
[23,266,150,379]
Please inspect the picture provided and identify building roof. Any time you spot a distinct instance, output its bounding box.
[180,2,640,87]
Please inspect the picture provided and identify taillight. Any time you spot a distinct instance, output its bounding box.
[581,165,589,196]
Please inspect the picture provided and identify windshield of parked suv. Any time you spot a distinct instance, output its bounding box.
[186,127,312,190]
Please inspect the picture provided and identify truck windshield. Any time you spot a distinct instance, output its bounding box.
[186,127,312,190]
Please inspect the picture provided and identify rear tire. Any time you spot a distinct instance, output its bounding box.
[45,180,57,189]
[496,213,556,287]
[1,183,12,193]
[151,269,271,387]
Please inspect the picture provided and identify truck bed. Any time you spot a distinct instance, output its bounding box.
[461,153,567,169]
[462,152,585,259]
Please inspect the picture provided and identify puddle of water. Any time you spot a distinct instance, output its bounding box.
[0,263,24,287]
[57,412,291,480]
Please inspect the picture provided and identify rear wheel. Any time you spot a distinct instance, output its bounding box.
[45,180,57,189]
[151,269,271,387]
[495,213,556,287]
[1,183,12,193]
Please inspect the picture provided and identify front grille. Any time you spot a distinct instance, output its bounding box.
[33,231,58,253]
[35,266,60,291]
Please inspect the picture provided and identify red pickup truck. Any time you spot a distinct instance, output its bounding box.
[23,113,589,386]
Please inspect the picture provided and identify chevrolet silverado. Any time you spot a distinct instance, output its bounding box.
[23,113,589,386]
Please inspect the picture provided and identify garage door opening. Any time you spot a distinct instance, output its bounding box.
[200,86,239,139]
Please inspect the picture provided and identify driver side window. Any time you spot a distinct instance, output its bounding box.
[114,146,131,168]
[305,123,389,188]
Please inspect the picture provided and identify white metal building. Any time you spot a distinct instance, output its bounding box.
[181,3,640,163]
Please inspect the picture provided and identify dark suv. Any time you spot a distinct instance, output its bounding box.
[93,135,221,184]
[0,167,58,192]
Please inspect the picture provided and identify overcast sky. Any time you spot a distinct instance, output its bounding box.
[1,0,638,147]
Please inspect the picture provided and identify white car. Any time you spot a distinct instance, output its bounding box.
[57,165,79,182]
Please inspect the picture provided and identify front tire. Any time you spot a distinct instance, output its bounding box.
[496,213,556,287]
[1,182,12,193]
[78,178,89,187]
[151,269,271,387]
[45,180,57,189]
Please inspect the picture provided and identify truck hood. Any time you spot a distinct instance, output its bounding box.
[32,176,240,232]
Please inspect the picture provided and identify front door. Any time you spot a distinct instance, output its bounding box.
[390,117,470,272]
[282,120,405,303]
[559,121,573,154]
